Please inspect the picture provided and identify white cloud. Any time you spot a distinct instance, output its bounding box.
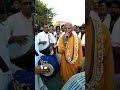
[40,0,85,26]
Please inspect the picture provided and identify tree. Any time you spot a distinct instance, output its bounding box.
[35,0,56,28]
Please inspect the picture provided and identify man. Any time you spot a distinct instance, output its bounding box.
[58,22,83,85]
[85,0,114,90]
[49,25,56,37]
[110,1,120,34]
[35,29,62,90]
[35,53,48,90]
[10,0,21,14]
[55,26,61,42]
[111,16,120,73]
[98,1,111,30]
[0,3,20,89]
[4,0,34,70]
[37,24,56,55]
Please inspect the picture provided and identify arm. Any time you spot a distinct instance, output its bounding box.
[57,35,66,54]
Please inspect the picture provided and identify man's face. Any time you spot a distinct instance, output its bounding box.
[98,3,108,16]
[13,0,21,10]
[64,24,73,35]
[75,27,80,33]
[111,3,120,17]
[93,2,99,11]
[43,25,49,33]
[50,26,54,30]
[20,0,33,15]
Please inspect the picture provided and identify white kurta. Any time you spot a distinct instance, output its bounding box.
[35,55,48,90]
[4,12,34,59]
[111,17,120,47]
[37,31,56,51]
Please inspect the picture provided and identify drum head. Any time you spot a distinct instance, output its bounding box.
[43,63,54,76]
[38,55,59,78]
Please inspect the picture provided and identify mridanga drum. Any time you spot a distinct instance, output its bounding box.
[38,55,59,78]
[8,70,35,90]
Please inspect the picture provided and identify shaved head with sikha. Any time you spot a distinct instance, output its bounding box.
[64,22,73,36]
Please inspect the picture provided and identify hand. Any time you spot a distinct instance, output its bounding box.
[38,41,46,45]
[65,32,70,38]
[8,35,28,46]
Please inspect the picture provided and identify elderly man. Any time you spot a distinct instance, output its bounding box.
[58,22,83,85]
[85,0,114,90]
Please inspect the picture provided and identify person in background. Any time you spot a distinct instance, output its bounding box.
[109,1,120,34]
[4,0,34,70]
[10,0,21,14]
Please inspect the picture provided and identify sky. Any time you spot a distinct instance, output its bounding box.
[40,0,85,26]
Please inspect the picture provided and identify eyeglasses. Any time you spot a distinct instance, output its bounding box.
[22,2,32,5]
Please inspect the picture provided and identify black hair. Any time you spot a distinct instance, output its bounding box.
[56,26,60,30]
[61,24,64,28]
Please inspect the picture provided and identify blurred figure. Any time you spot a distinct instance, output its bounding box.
[49,25,56,37]
[5,0,34,70]
[110,1,120,34]
[98,1,111,29]
[74,26,80,36]
[0,2,19,89]
[85,0,114,90]
[10,0,21,14]
[111,16,120,74]
[55,26,61,42]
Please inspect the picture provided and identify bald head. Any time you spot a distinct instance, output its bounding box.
[64,22,73,27]
[64,22,73,36]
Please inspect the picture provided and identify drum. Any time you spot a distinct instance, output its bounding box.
[61,71,85,90]
[8,70,35,90]
[38,55,59,78]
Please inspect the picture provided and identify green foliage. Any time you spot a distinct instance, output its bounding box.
[35,0,56,27]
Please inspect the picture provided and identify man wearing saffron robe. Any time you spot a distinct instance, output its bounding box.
[85,0,115,90]
[58,22,83,85]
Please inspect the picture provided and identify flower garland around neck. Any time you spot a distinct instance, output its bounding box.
[65,34,78,64]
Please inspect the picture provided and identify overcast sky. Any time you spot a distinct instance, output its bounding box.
[40,0,85,26]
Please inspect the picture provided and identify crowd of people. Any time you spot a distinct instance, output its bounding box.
[0,0,120,90]
[35,23,85,90]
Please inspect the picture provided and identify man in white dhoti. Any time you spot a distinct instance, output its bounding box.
[4,0,34,70]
